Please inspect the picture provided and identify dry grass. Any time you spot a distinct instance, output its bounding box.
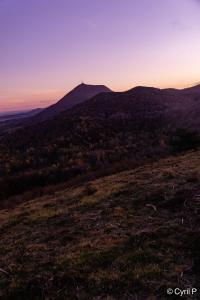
[0,150,200,299]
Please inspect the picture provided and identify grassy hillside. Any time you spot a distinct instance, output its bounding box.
[0,150,199,299]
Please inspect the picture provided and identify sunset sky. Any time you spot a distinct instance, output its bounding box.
[1,0,200,112]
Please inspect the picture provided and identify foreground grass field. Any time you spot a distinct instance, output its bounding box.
[0,150,200,299]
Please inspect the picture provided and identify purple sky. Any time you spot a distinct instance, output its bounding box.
[1,0,200,111]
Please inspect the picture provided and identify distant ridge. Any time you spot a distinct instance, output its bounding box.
[1,82,200,135]
[181,84,200,94]
[164,83,200,95]
[0,108,42,120]
[125,86,161,94]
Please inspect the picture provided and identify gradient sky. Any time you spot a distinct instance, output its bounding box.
[1,0,200,111]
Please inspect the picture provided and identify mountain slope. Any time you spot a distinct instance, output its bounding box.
[0,86,200,199]
[3,86,200,151]
[31,83,111,122]
[0,84,111,135]
[0,150,199,299]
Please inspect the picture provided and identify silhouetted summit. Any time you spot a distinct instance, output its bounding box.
[34,83,111,122]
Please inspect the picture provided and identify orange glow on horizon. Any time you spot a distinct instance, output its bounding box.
[0,79,199,112]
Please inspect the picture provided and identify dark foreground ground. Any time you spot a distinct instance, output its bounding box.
[0,150,200,299]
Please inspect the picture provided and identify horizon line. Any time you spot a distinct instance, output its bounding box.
[0,81,199,114]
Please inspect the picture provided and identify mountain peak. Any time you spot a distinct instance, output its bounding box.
[76,82,88,88]
[31,83,111,123]
[75,82,110,90]
[68,83,111,95]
